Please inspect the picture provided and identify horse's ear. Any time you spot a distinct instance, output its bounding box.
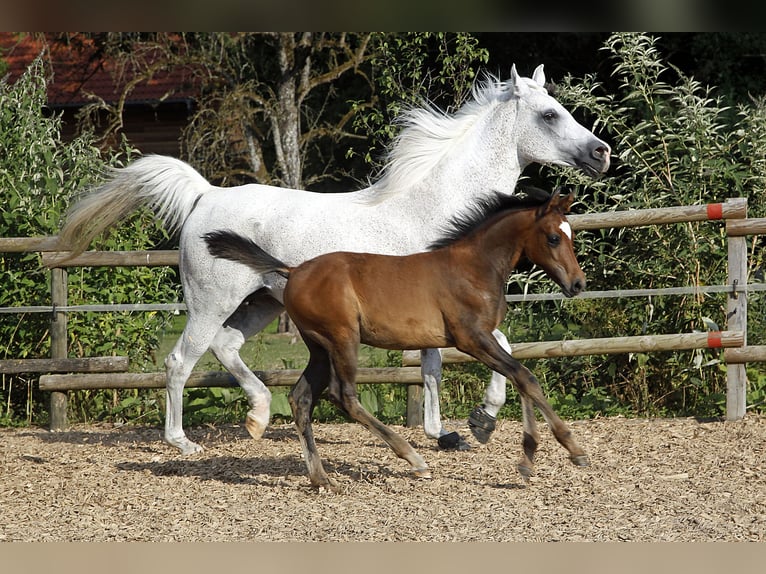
[532,64,546,87]
[509,64,529,98]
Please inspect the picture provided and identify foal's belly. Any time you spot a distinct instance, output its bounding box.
[359,313,453,350]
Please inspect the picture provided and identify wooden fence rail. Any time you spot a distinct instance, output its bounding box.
[2,197,765,429]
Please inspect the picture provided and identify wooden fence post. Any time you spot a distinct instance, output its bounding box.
[726,203,748,421]
[49,267,68,431]
[406,385,423,427]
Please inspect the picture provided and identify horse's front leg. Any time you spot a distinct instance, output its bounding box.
[421,348,470,451]
[468,328,510,444]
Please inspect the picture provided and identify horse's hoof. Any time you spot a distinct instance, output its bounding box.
[166,437,204,455]
[437,431,471,451]
[468,405,496,444]
[570,454,590,467]
[412,467,432,480]
[245,413,267,440]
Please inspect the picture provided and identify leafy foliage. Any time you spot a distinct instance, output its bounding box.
[0,57,179,424]
[501,32,766,417]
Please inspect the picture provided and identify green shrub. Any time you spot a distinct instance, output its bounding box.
[0,56,179,425]
[501,32,766,417]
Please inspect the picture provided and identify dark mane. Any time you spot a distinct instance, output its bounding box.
[428,185,553,250]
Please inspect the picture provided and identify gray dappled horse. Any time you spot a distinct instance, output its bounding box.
[57,65,610,455]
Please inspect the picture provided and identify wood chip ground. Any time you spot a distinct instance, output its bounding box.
[1,415,764,541]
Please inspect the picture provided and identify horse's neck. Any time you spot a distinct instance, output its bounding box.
[367,106,524,238]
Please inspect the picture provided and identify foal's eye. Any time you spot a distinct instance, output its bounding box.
[547,233,561,247]
[542,110,558,123]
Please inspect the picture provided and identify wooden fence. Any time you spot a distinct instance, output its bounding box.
[2,196,765,430]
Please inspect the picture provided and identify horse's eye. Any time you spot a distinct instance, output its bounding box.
[542,110,557,123]
[548,233,561,247]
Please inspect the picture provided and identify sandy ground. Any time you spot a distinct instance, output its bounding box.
[1,415,764,542]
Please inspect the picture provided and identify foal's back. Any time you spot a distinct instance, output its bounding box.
[285,248,471,351]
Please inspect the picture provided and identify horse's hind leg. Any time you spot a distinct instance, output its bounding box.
[209,292,283,440]
[165,313,226,454]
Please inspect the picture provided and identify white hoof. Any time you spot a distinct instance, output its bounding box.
[245,407,270,440]
[166,436,204,455]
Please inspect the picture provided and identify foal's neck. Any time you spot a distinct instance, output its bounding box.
[454,208,534,281]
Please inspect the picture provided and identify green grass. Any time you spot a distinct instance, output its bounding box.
[155,313,392,372]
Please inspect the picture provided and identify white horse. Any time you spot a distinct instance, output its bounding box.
[58,65,610,455]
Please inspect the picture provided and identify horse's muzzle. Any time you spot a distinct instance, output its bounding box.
[577,142,611,176]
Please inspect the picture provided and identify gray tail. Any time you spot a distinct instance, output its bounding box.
[203,230,290,278]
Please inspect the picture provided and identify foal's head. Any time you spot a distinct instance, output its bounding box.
[522,187,585,298]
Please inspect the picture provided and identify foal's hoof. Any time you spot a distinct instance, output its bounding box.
[437,431,471,451]
[517,464,533,481]
[313,478,341,494]
[570,454,591,467]
[468,405,496,444]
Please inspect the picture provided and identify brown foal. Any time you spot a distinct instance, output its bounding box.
[205,187,589,491]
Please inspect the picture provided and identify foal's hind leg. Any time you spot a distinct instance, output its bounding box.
[331,341,430,479]
[209,293,283,439]
[289,344,337,491]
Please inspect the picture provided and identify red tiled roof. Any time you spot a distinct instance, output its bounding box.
[1,32,199,107]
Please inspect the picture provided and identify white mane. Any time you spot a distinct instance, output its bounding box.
[360,73,539,203]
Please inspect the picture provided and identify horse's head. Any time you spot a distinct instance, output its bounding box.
[524,187,585,298]
[501,65,610,178]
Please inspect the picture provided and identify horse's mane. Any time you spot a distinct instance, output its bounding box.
[359,73,546,203]
[428,185,552,250]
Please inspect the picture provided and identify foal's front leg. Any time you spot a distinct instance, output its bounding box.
[468,328,511,444]
[460,332,589,478]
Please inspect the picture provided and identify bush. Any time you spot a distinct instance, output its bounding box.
[0,56,179,425]
[501,32,766,417]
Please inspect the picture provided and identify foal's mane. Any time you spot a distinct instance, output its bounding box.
[428,185,552,250]
[359,73,541,203]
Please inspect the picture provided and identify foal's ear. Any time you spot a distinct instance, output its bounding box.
[537,186,573,218]
[531,64,546,87]
[556,186,575,212]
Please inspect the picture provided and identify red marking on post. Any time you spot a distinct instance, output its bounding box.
[707,203,723,220]
[707,331,723,348]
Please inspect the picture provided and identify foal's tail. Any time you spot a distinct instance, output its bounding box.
[204,230,291,279]
[57,155,212,259]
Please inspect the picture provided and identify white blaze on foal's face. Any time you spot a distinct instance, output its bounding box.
[559,221,572,241]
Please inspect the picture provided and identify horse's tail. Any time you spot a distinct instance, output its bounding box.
[57,155,212,258]
[204,230,291,279]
